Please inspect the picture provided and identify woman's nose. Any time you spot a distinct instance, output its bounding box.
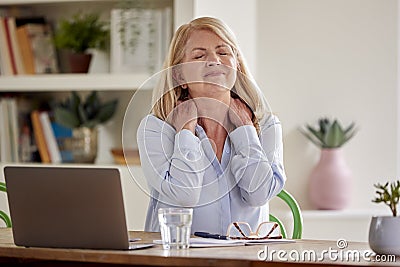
[206,53,221,66]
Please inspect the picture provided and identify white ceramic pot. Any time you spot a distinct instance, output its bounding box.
[88,48,110,73]
[369,216,400,256]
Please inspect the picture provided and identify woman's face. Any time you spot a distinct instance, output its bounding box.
[179,29,237,99]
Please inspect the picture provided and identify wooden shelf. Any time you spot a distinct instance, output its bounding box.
[0,0,103,5]
[273,209,392,219]
[301,209,392,218]
[0,162,140,168]
[0,74,154,92]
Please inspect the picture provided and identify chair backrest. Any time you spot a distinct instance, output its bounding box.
[269,189,302,239]
[0,182,11,228]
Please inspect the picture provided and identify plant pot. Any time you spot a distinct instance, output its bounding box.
[309,148,352,210]
[369,216,400,256]
[68,53,92,73]
[71,127,98,163]
[87,48,110,73]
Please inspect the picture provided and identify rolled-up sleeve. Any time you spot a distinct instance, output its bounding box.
[229,115,286,207]
[137,115,208,207]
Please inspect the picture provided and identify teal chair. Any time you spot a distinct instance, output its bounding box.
[269,189,302,239]
[0,182,11,228]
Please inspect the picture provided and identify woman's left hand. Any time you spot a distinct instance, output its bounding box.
[228,97,253,129]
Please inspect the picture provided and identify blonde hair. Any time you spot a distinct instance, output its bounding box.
[151,17,268,133]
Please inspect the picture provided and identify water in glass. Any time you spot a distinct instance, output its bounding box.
[158,208,192,249]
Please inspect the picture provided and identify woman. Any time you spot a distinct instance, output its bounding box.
[137,17,286,234]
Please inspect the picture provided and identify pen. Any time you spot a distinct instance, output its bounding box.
[194,232,229,240]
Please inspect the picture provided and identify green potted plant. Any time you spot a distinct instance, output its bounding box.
[53,91,118,163]
[54,12,109,73]
[372,181,400,216]
[300,118,356,148]
[369,181,400,256]
[300,118,357,210]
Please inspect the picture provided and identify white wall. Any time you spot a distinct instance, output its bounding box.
[257,0,398,210]
[192,0,258,75]
[183,0,399,212]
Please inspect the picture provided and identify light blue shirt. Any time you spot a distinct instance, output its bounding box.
[137,114,286,235]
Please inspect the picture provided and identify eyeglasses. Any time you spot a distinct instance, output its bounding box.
[226,221,282,240]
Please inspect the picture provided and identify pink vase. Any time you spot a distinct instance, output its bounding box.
[309,148,352,210]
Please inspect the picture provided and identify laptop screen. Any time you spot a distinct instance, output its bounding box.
[4,166,131,250]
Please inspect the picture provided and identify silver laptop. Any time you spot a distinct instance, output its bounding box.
[4,166,153,250]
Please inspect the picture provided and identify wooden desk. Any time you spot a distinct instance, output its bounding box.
[0,228,397,266]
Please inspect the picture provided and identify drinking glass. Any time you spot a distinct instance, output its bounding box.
[158,208,193,249]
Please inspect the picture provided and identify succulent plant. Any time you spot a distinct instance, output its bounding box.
[300,118,356,148]
[53,91,118,129]
[372,181,400,217]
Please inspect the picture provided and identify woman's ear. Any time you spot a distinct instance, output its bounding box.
[234,52,241,71]
[236,61,241,72]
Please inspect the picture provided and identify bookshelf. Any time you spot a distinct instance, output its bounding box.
[0,74,153,92]
[0,0,192,229]
[0,0,189,166]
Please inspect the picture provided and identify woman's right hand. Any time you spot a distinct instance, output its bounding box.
[228,97,253,129]
[167,99,198,133]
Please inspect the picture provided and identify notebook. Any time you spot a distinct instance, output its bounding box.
[4,165,153,250]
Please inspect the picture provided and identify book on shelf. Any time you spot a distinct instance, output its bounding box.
[51,122,73,163]
[39,111,62,163]
[0,16,56,76]
[0,6,36,75]
[31,110,51,163]
[0,16,26,75]
[0,18,13,75]
[7,98,19,162]
[15,23,35,74]
[6,17,25,75]
[0,100,10,161]
[0,98,19,162]
[16,23,59,74]
[3,17,18,75]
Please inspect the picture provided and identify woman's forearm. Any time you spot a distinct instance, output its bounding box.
[138,116,206,207]
[229,122,286,206]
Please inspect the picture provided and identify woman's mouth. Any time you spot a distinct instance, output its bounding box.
[204,71,225,77]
